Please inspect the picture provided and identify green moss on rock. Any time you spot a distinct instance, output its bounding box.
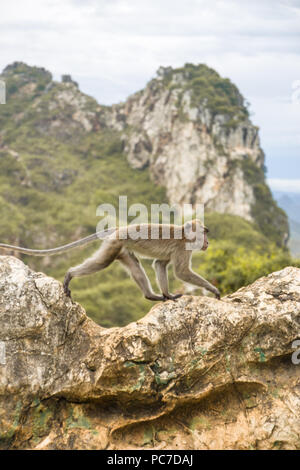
[160,63,249,125]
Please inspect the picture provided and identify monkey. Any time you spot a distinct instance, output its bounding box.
[0,220,221,301]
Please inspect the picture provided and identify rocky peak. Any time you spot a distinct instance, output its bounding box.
[107,64,285,243]
[0,62,105,138]
[2,62,52,95]
[0,61,288,245]
[2,61,52,80]
[61,74,79,88]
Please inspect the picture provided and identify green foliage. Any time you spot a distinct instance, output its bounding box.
[239,160,289,246]
[0,63,296,328]
[0,63,52,131]
[164,63,249,125]
[192,213,299,296]
[204,213,271,250]
[193,240,296,296]
[0,72,168,326]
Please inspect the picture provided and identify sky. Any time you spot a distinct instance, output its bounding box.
[0,0,300,192]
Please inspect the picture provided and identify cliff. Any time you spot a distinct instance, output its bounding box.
[108,64,288,244]
[0,62,293,325]
[0,61,288,246]
[111,65,262,215]
[0,256,299,450]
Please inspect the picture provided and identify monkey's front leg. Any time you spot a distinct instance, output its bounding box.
[119,251,165,301]
[174,262,221,300]
[153,259,183,301]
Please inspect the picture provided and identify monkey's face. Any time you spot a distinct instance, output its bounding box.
[184,221,209,251]
[201,226,209,251]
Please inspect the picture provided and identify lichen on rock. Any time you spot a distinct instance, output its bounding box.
[0,256,299,449]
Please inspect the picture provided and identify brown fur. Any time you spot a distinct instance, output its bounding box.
[0,219,219,302]
[63,220,220,301]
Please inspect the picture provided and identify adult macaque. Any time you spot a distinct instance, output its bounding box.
[0,220,220,301]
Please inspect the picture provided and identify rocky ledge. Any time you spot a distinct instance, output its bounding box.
[0,256,299,449]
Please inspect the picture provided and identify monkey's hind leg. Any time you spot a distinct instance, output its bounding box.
[153,259,182,301]
[63,272,72,297]
[118,251,165,301]
[63,240,122,298]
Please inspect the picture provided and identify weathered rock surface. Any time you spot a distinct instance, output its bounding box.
[109,67,263,221]
[0,62,288,245]
[107,65,288,245]
[0,255,299,450]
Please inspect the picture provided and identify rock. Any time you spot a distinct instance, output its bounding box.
[109,68,263,221]
[61,75,78,88]
[2,62,52,84]
[106,65,288,245]
[0,256,299,449]
[0,61,288,244]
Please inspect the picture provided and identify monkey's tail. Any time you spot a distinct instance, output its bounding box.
[0,228,116,256]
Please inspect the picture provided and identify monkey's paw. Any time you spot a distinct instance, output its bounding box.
[145,294,165,301]
[63,280,72,298]
[215,290,221,300]
[163,293,183,301]
[64,286,72,298]
[63,273,72,298]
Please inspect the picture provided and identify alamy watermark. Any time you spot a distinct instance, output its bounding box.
[95,196,206,250]
[0,80,6,104]
[292,340,300,365]
[0,341,6,365]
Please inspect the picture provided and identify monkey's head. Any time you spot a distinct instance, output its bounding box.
[183,219,209,251]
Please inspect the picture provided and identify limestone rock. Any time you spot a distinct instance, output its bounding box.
[0,256,299,449]
[109,68,263,222]
[0,62,288,244]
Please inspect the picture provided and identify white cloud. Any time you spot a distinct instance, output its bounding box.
[0,0,299,178]
[268,178,300,193]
